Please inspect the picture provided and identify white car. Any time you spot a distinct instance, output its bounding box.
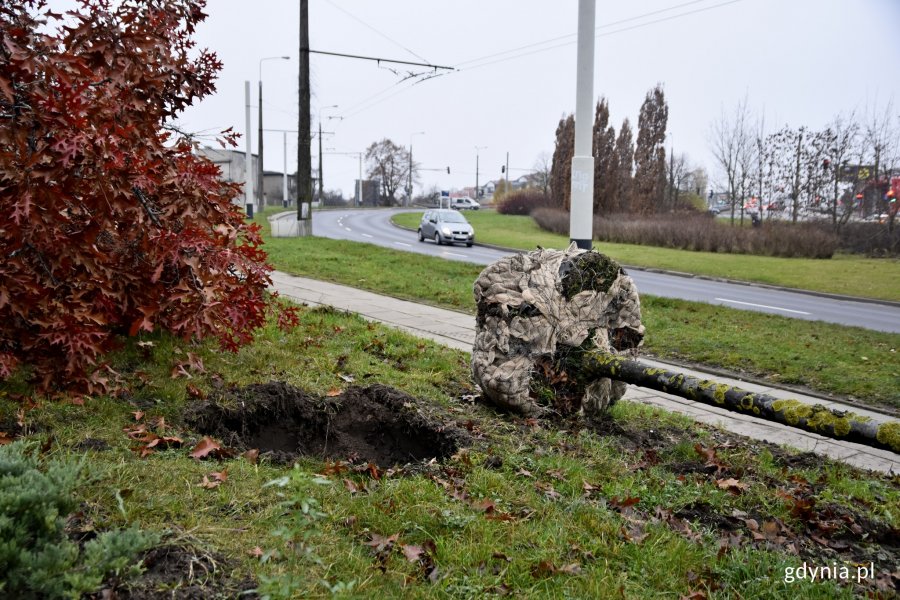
[450,197,480,210]
[418,209,475,247]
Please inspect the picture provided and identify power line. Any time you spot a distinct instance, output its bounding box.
[322,0,432,65]
[458,0,743,72]
[332,0,743,120]
[455,0,712,69]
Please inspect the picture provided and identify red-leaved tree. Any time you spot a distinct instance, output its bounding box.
[0,0,297,393]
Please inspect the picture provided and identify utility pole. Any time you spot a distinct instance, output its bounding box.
[282,131,289,208]
[475,146,487,201]
[258,56,289,214]
[318,119,323,205]
[408,131,424,206]
[297,0,312,235]
[505,152,510,193]
[244,81,253,218]
[569,0,596,249]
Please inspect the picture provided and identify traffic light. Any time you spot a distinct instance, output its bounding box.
[501,165,505,173]
[446,166,450,174]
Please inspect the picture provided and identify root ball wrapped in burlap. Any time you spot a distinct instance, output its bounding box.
[472,243,644,419]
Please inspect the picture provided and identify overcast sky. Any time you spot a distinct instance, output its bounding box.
[174,0,900,198]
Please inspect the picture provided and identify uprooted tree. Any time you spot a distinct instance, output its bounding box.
[0,0,297,394]
[472,246,900,455]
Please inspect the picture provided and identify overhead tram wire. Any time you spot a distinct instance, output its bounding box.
[454,0,713,69]
[329,0,744,121]
[456,0,744,73]
[322,0,432,65]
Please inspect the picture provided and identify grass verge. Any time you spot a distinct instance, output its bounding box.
[391,211,900,302]
[259,225,900,411]
[1,308,897,598]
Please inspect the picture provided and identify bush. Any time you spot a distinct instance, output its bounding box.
[0,1,298,393]
[834,221,900,256]
[496,189,555,215]
[0,441,156,598]
[531,208,840,258]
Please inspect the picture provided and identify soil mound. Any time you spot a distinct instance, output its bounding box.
[186,382,471,468]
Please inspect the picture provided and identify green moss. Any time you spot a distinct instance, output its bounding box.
[713,384,729,405]
[772,399,813,426]
[772,399,873,437]
[875,421,900,453]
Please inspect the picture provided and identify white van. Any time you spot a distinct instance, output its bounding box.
[450,197,480,211]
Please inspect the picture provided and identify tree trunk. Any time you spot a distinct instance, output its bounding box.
[578,351,900,455]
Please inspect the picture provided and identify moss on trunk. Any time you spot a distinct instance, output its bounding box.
[577,350,899,455]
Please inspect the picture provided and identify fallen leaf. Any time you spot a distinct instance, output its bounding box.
[189,436,222,459]
[716,478,749,494]
[471,498,496,513]
[364,533,399,553]
[343,478,361,494]
[131,410,144,421]
[198,475,220,489]
[248,546,264,558]
[401,544,424,562]
[546,468,566,481]
[610,496,641,510]
[242,448,260,464]
[185,383,206,399]
[326,387,342,397]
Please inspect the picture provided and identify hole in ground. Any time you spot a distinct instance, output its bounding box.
[186,382,471,468]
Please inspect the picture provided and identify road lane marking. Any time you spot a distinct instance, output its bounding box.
[394,241,412,247]
[362,233,373,238]
[344,227,352,232]
[444,252,466,258]
[715,298,811,315]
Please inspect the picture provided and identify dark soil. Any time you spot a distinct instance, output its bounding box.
[186,382,472,468]
[95,544,257,599]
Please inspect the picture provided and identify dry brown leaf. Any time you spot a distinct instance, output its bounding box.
[189,436,222,459]
[401,544,424,563]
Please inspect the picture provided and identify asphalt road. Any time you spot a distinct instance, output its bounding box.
[308,208,900,334]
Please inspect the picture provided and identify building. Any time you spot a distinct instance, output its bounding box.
[196,147,313,208]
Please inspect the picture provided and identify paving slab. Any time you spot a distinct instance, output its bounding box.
[269,271,899,474]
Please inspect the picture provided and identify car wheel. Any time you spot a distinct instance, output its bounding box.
[466,242,473,247]
[417,228,424,242]
[434,232,442,245]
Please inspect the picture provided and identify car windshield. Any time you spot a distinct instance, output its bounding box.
[440,212,467,223]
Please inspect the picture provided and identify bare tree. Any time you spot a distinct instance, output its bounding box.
[664,151,690,209]
[824,111,860,227]
[365,138,413,206]
[710,95,753,224]
[862,98,899,230]
[526,151,552,196]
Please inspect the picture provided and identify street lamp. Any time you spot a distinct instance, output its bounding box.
[258,55,290,212]
[316,105,339,205]
[408,131,425,206]
[475,146,487,201]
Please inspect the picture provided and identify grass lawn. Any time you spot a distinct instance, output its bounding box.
[2,308,897,598]
[259,224,900,411]
[391,211,900,302]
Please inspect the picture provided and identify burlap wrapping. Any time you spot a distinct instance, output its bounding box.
[472,243,644,418]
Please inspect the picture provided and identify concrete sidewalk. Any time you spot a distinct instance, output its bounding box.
[270,271,898,475]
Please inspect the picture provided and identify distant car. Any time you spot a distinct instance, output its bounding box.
[418,209,475,247]
[450,197,480,210]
